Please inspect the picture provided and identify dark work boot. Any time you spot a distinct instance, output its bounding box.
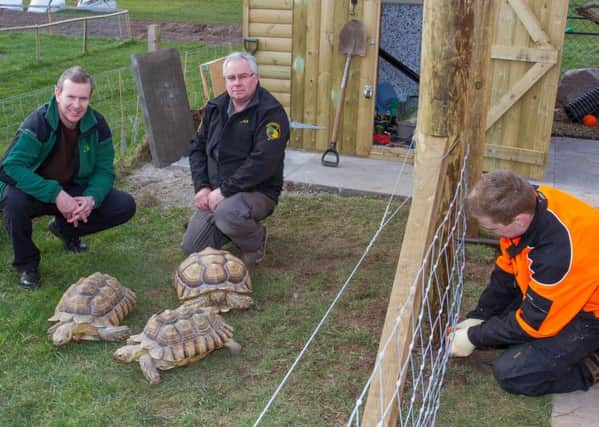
[48,218,88,252]
[19,268,41,290]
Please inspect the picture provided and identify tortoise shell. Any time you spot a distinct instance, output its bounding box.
[49,272,136,327]
[173,247,253,311]
[131,304,235,366]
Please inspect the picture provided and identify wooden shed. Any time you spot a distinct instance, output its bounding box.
[243,0,569,179]
[243,0,381,157]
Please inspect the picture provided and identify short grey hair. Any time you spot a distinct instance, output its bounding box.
[222,52,259,76]
[56,66,94,94]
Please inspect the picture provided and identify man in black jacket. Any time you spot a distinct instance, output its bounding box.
[181,52,289,264]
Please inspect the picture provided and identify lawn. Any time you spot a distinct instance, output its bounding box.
[0,192,553,425]
[118,0,242,24]
[0,195,408,425]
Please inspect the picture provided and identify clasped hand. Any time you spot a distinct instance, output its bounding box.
[56,190,95,227]
[195,188,224,212]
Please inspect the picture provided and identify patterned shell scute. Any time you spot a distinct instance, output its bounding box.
[140,305,234,363]
[174,247,252,301]
[49,272,136,326]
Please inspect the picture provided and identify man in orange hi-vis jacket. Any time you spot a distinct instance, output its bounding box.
[448,170,599,396]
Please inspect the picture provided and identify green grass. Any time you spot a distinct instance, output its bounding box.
[8,0,242,24]
[0,195,553,425]
[118,0,242,24]
[0,195,408,426]
[0,32,228,98]
[0,32,233,156]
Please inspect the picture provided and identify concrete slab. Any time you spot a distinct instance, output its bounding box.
[173,136,599,207]
[536,137,599,208]
[131,48,194,168]
[282,150,413,198]
[552,385,599,427]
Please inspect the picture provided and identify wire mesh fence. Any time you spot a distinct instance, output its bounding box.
[562,13,599,75]
[0,44,233,160]
[347,152,468,426]
[0,8,132,63]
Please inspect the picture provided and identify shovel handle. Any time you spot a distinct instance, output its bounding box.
[329,54,353,152]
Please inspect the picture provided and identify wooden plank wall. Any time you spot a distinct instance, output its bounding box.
[243,0,293,114]
[299,0,380,155]
[484,0,568,179]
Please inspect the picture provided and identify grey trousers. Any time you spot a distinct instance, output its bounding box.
[181,191,275,255]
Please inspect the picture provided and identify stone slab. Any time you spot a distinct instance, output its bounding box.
[131,48,194,168]
[552,384,599,427]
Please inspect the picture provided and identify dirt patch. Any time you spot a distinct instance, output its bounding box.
[122,162,195,209]
[0,9,241,45]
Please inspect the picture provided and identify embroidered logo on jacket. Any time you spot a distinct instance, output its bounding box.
[265,122,281,141]
[240,119,249,124]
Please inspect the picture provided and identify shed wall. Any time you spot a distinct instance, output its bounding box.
[244,0,381,157]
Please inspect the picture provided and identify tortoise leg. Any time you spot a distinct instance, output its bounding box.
[225,338,241,355]
[139,353,161,384]
[97,325,130,341]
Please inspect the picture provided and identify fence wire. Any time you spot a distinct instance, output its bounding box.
[347,150,469,427]
[562,15,599,75]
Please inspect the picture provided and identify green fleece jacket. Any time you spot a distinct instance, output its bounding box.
[0,97,115,207]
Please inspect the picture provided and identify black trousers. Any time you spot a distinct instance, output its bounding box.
[2,184,136,272]
[493,311,599,396]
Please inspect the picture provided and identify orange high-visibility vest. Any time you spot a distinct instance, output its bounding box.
[496,186,599,338]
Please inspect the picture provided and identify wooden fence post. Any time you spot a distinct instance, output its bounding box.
[465,2,494,236]
[35,27,40,63]
[361,0,479,425]
[82,19,88,55]
[147,24,160,52]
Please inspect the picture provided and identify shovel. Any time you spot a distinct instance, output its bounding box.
[321,19,367,167]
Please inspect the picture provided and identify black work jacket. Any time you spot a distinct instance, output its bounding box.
[189,85,289,203]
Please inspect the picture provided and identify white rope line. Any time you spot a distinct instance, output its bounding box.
[378,137,416,228]
[253,141,416,426]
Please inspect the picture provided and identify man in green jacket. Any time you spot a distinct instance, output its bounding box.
[0,66,136,290]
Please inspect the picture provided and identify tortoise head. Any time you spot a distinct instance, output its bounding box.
[113,344,145,363]
[51,323,74,346]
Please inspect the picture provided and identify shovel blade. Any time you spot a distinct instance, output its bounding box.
[339,19,367,57]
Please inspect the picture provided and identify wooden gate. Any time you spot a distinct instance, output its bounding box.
[243,0,381,156]
[485,0,569,179]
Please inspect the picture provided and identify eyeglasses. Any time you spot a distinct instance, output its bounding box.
[223,73,255,82]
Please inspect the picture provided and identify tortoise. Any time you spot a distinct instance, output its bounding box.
[113,304,241,384]
[173,247,253,312]
[48,272,136,346]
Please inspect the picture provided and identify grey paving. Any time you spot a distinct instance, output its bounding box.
[552,385,599,427]
[537,137,599,208]
[172,137,599,207]
[282,148,413,198]
[279,137,599,207]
